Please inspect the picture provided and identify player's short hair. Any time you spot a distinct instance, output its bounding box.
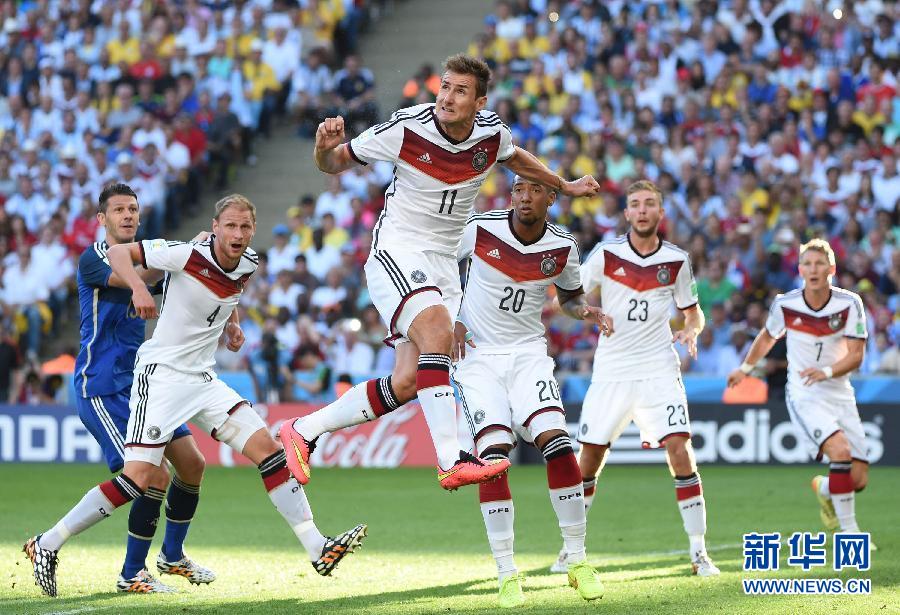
[799,238,836,266]
[513,174,556,195]
[442,53,491,98]
[214,193,257,223]
[98,183,137,213]
[625,179,663,206]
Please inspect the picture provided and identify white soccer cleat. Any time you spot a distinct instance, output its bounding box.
[549,546,568,573]
[157,551,217,585]
[691,553,721,577]
[116,568,177,593]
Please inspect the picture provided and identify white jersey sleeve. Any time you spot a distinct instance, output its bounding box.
[579,244,605,295]
[765,295,786,338]
[347,111,405,165]
[458,217,478,261]
[672,254,699,309]
[498,124,515,162]
[140,239,193,272]
[555,236,581,291]
[844,293,868,339]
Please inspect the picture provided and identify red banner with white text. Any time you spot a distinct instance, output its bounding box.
[190,403,440,467]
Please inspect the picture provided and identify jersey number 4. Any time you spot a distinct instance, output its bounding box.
[206,305,221,327]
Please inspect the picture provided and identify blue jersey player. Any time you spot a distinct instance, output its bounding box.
[24,184,217,595]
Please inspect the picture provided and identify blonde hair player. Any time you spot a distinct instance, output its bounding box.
[564,179,720,577]
[728,239,874,544]
[23,196,367,599]
[280,53,600,490]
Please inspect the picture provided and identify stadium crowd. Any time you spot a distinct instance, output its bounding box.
[1,0,900,404]
[0,0,382,402]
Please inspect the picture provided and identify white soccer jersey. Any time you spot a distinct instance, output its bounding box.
[349,103,516,256]
[457,210,581,352]
[134,237,257,373]
[580,235,698,382]
[765,287,867,402]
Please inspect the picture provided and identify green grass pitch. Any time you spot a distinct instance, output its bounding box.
[1,464,897,614]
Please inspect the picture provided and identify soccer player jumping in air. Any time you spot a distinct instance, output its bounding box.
[25,184,214,595]
[452,176,612,607]
[25,195,366,598]
[280,53,600,490]
[728,239,875,545]
[558,180,720,577]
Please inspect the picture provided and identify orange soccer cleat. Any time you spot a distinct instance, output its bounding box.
[279,419,313,484]
[438,451,511,490]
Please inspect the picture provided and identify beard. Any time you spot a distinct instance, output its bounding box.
[630,224,658,238]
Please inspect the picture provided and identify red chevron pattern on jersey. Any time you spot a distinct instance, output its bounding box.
[783,306,849,337]
[398,128,500,184]
[474,226,570,282]
[183,251,252,298]
[603,249,683,292]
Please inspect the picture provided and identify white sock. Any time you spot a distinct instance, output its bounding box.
[261,451,327,559]
[39,477,140,551]
[678,495,708,558]
[292,381,373,440]
[416,354,461,469]
[832,491,859,532]
[818,478,830,497]
[480,500,516,581]
[550,484,587,564]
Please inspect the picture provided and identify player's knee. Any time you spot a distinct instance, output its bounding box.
[174,450,206,485]
[409,306,453,353]
[479,445,511,462]
[148,464,171,491]
[536,429,572,459]
[390,367,418,401]
[665,440,694,473]
[122,464,153,493]
[578,443,607,474]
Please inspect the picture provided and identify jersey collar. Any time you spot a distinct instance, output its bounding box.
[507,209,547,246]
[626,231,662,259]
[207,234,239,273]
[431,107,474,145]
[802,287,832,312]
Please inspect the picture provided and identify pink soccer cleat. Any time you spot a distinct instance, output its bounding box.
[279,419,313,484]
[438,451,511,490]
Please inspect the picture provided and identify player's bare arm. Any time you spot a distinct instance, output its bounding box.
[502,146,600,197]
[313,116,355,174]
[557,286,613,336]
[800,337,865,386]
[106,243,158,320]
[225,308,245,352]
[673,304,705,359]
[451,321,476,361]
[726,328,778,388]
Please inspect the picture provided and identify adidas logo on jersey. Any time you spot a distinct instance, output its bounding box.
[199,268,211,278]
[793,317,803,325]
[487,248,501,259]
[613,267,626,276]
[417,152,433,164]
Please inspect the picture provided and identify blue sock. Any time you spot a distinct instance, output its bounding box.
[122,487,165,579]
[162,476,200,562]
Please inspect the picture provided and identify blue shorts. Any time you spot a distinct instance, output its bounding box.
[76,390,192,473]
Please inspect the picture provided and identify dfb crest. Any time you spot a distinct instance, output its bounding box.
[541,256,557,276]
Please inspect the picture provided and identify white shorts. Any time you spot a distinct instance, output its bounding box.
[579,376,690,448]
[365,248,462,346]
[124,363,263,466]
[785,388,869,462]
[453,350,567,452]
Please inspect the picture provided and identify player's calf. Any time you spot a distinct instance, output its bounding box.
[540,432,588,566]
[477,446,520,594]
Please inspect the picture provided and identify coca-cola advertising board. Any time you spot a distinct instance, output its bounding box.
[190,403,439,467]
